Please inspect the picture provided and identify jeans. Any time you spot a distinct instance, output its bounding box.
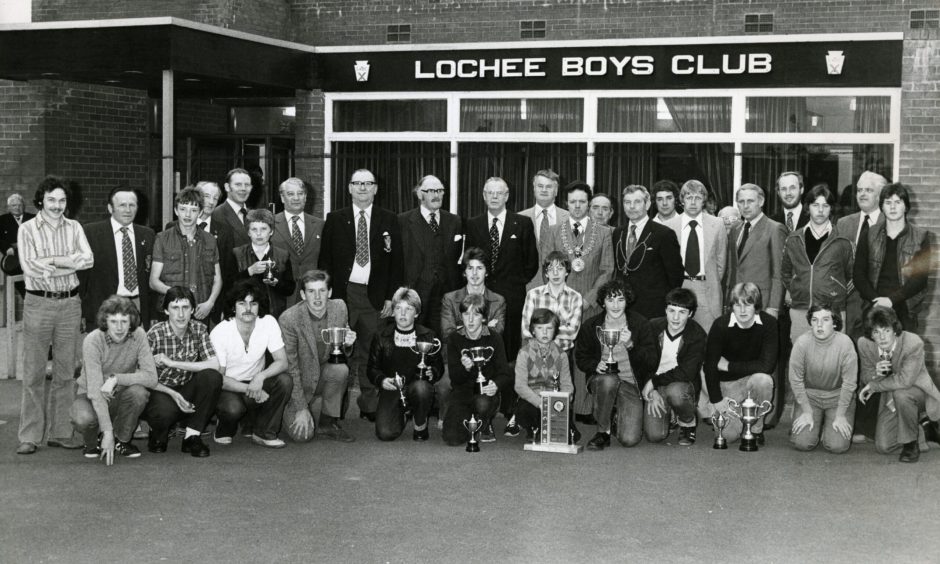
[19,294,82,444]
[718,373,774,442]
[375,379,433,441]
[442,393,500,446]
[875,387,925,453]
[70,386,150,445]
[645,382,697,443]
[144,369,223,441]
[790,396,855,454]
[590,374,643,447]
[283,362,349,442]
[216,373,293,440]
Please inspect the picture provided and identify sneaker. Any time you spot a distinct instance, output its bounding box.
[114,441,141,458]
[678,426,696,446]
[480,424,496,443]
[83,445,102,458]
[213,431,233,445]
[586,432,611,451]
[181,435,210,458]
[251,434,287,449]
[413,427,429,441]
[504,416,521,437]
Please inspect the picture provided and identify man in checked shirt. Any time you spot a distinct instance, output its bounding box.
[16,176,94,455]
[143,286,223,457]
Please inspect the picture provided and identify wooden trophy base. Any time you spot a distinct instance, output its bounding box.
[523,391,583,455]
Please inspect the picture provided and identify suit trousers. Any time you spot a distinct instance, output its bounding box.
[70,386,150,445]
[283,362,349,442]
[216,373,293,440]
[346,283,381,415]
[875,387,925,453]
[442,392,500,446]
[144,369,223,441]
[375,380,433,441]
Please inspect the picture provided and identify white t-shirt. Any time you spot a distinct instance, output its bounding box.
[210,315,285,382]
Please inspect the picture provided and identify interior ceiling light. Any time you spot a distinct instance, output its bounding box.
[104,79,121,84]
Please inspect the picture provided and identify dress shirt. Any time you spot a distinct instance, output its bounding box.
[569,217,586,238]
[680,213,705,276]
[628,215,650,239]
[226,198,247,218]
[736,212,765,248]
[419,205,441,226]
[854,209,881,245]
[487,210,507,244]
[349,204,373,285]
[784,204,803,230]
[284,211,305,241]
[534,204,560,235]
[111,217,137,297]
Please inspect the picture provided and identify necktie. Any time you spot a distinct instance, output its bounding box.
[429,212,439,234]
[198,221,208,232]
[120,226,138,292]
[626,224,637,258]
[572,221,581,240]
[290,215,304,255]
[786,211,794,233]
[539,208,550,249]
[858,214,870,246]
[355,210,369,267]
[685,220,700,277]
[238,207,247,225]
[489,217,500,270]
[737,221,751,257]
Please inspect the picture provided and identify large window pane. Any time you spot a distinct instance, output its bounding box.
[460,99,583,132]
[457,143,586,217]
[231,106,296,134]
[333,100,447,132]
[331,141,450,213]
[741,143,893,217]
[598,97,731,133]
[745,96,890,133]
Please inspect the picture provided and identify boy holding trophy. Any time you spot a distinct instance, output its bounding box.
[514,309,574,441]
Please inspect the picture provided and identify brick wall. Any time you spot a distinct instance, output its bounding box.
[295,89,325,216]
[0,80,48,214]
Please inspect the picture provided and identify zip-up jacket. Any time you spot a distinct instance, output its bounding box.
[781,226,854,311]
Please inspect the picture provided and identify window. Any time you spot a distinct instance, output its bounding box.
[910,10,939,29]
[520,20,546,39]
[745,96,890,133]
[460,98,582,132]
[598,97,731,133]
[744,13,774,34]
[387,24,411,43]
[230,106,296,134]
[333,100,446,132]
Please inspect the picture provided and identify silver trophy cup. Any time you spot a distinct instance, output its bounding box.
[727,392,772,452]
[320,327,349,364]
[461,346,495,394]
[411,338,441,379]
[595,327,622,374]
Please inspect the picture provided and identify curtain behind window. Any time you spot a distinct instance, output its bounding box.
[746,98,810,132]
[663,98,732,132]
[597,98,657,132]
[854,97,890,133]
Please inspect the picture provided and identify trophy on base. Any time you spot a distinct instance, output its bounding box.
[411,338,442,380]
[461,346,495,394]
[263,259,277,283]
[463,413,483,452]
[595,327,622,374]
[523,390,583,454]
[320,327,350,364]
[711,411,728,450]
[727,392,772,452]
[393,372,408,410]
[549,368,561,392]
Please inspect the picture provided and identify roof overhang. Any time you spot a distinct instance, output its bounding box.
[0,17,317,98]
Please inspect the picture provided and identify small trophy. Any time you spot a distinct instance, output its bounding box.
[461,346,495,394]
[463,413,483,452]
[411,338,441,380]
[727,392,772,452]
[320,327,350,364]
[595,327,622,374]
[523,391,583,455]
[549,368,561,392]
[711,411,728,450]
[263,259,277,283]
[393,372,408,410]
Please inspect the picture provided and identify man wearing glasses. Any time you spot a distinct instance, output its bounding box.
[319,169,403,422]
[398,175,463,336]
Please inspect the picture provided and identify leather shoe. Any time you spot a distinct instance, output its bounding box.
[575,413,597,426]
[586,432,611,451]
[921,418,940,445]
[413,427,429,441]
[359,411,376,423]
[46,437,83,449]
[318,422,355,443]
[899,441,920,463]
[16,442,37,455]
[148,434,168,453]
[181,435,210,457]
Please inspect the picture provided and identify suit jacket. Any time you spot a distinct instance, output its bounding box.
[318,205,403,310]
[279,298,349,413]
[726,214,787,312]
[464,211,539,308]
[612,220,684,320]
[398,207,464,296]
[272,211,325,307]
[440,286,506,341]
[79,220,156,327]
[0,212,34,254]
[834,211,886,249]
[548,218,613,308]
[233,243,295,318]
[772,207,810,234]
[211,202,250,247]
[520,205,570,290]
[663,213,727,323]
[858,332,940,420]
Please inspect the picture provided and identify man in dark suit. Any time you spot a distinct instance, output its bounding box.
[211,168,252,248]
[0,193,33,255]
[612,184,684,321]
[272,177,324,308]
[319,168,403,421]
[398,174,463,336]
[771,171,810,234]
[79,186,155,328]
[465,176,539,361]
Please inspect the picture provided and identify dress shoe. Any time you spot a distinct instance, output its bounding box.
[413,427,429,441]
[571,423,581,444]
[359,411,376,423]
[251,434,287,449]
[148,434,168,453]
[575,413,597,426]
[318,422,355,443]
[16,442,37,455]
[586,432,611,451]
[899,441,920,463]
[920,418,940,445]
[46,437,83,449]
[181,436,210,457]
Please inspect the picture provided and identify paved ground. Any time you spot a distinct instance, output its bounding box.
[0,379,938,564]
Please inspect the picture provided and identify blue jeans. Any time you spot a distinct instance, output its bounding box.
[19,294,82,444]
[645,382,697,443]
[70,386,150,445]
[589,374,643,447]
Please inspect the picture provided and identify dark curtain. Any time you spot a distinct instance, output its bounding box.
[333,100,447,132]
[746,97,810,132]
[457,142,587,217]
[854,97,890,133]
[740,143,811,218]
[460,99,583,133]
[594,143,656,226]
[597,98,657,132]
[852,144,894,180]
[663,97,731,132]
[688,144,734,209]
[331,141,450,214]
[664,98,734,207]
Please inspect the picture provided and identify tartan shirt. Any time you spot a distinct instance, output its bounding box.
[520,283,583,351]
[147,320,216,387]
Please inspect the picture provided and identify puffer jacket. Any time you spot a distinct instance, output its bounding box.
[781,226,854,311]
[854,221,931,316]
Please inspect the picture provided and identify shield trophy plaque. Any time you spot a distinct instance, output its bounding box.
[523,386,583,455]
[595,327,622,374]
[411,338,441,379]
[320,327,349,364]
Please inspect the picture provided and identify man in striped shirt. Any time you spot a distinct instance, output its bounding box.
[16,176,94,454]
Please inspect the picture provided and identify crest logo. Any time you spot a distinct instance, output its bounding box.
[355,60,370,82]
[826,51,845,75]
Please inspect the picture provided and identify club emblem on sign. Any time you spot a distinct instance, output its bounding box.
[355,60,370,82]
[826,51,844,75]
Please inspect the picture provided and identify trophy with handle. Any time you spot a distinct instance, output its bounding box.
[320,327,350,364]
[263,258,277,283]
[461,346,495,394]
[393,372,408,410]
[411,338,442,380]
[595,327,622,374]
[711,411,729,450]
[727,392,772,452]
[463,413,483,452]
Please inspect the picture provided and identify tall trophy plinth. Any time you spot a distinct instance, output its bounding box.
[523,391,583,454]
[727,392,772,452]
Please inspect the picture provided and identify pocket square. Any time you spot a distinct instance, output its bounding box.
[454,234,463,242]
[510,234,518,239]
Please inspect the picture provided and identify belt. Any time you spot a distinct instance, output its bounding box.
[26,288,79,299]
[684,274,706,281]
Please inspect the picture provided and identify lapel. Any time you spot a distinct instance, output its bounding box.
[500,214,519,252]
[103,223,119,274]
[701,215,714,258]
[274,213,291,248]
[739,217,764,261]
[298,306,320,358]
[303,214,321,255]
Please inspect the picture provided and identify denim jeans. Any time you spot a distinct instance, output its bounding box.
[790,395,855,454]
[70,385,150,445]
[375,379,433,441]
[19,294,82,444]
[718,373,774,442]
[216,373,293,440]
[590,374,643,447]
[645,382,697,443]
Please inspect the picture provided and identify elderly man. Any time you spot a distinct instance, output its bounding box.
[612,184,684,321]
[0,193,33,255]
[398,174,463,336]
[717,205,741,236]
[651,179,680,224]
[590,192,615,226]
[319,168,403,422]
[211,168,253,247]
[272,177,324,308]
[80,186,155,329]
[16,176,94,454]
[521,169,569,290]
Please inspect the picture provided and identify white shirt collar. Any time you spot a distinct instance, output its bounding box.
[284,210,303,223]
[353,203,373,218]
[728,312,763,328]
[681,212,703,229]
[538,204,557,219]
[569,216,586,230]
[420,205,440,223]
[629,215,649,233]
[861,209,881,223]
[784,204,802,221]
[488,210,507,225]
[226,199,246,214]
[110,217,132,234]
[745,212,764,227]
[805,221,832,239]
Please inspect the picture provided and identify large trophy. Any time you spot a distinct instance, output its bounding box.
[461,346,495,394]
[524,377,582,455]
[320,327,350,364]
[595,327,622,374]
[727,392,772,452]
[411,338,441,380]
[711,411,728,450]
[463,413,483,453]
